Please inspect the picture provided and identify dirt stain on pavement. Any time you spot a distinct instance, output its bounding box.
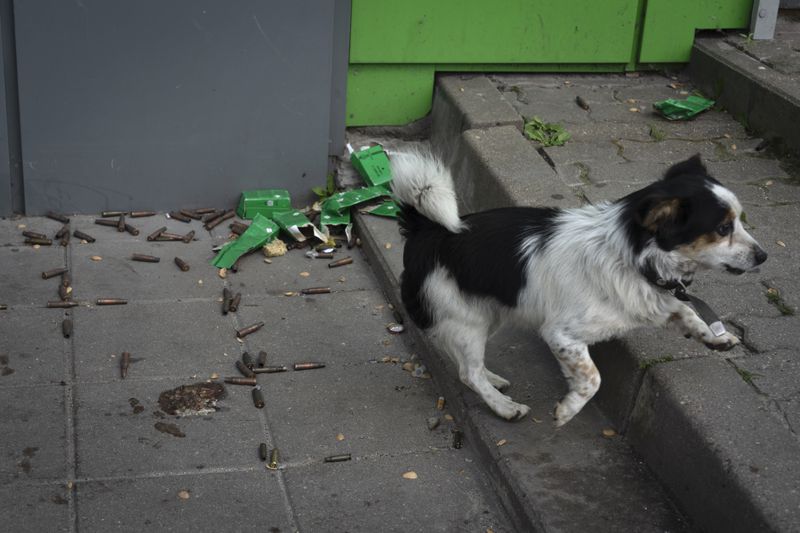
[158,382,226,416]
[0,354,13,376]
[154,422,186,438]
[129,398,145,414]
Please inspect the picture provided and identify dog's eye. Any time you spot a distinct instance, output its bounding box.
[716,222,733,236]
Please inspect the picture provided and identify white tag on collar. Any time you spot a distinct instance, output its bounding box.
[709,321,726,337]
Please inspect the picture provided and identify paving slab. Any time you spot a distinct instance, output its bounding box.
[0,306,68,386]
[0,482,71,533]
[0,246,68,307]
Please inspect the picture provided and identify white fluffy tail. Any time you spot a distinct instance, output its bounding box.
[390,150,465,233]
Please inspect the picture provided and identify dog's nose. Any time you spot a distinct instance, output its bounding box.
[753,246,768,265]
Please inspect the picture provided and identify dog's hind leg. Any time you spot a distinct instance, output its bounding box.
[433,319,529,420]
[542,328,601,427]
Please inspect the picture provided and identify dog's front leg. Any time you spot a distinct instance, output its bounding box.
[667,302,740,351]
[542,329,601,427]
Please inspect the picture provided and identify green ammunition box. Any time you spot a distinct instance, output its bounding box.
[236,189,292,220]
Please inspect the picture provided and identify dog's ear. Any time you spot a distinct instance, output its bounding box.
[636,196,688,248]
[663,154,707,180]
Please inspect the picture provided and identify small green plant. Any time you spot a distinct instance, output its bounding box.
[765,287,795,316]
[648,124,666,142]
[311,173,336,200]
[735,367,761,385]
[639,355,674,370]
[523,116,571,147]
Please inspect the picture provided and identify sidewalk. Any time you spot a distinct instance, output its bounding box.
[0,214,513,532]
[345,68,800,532]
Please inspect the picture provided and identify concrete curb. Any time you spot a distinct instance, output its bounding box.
[351,73,800,531]
[690,36,800,155]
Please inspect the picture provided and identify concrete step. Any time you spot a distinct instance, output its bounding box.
[690,11,800,155]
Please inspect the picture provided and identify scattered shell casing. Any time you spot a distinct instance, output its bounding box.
[42,267,68,280]
[100,210,125,218]
[387,323,405,334]
[229,221,248,235]
[47,301,78,308]
[174,257,190,272]
[452,429,464,449]
[62,319,73,338]
[230,258,241,273]
[194,207,217,215]
[121,351,131,379]
[55,225,69,239]
[96,298,127,305]
[242,352,255,369]
[59,233,70,247]
[300,287,331,295]
[224,376,257,386]
[181,230,195,243]
[575,95,591,111]
[22,230,47,240]
[436,396,445,410]
[58,284,70,301]
[257,350,267,368]
[124,223,139,236]
[73,230,96,243]
[0,304,7,310]
[236,321,264,339]
[25,237,52,245]
[129,211,156,218]
[146,226,167,241]
[324,454,351,463]
[253,365,288,374]
[267,448,279,470]
[222,288,232,315]
[117,214,126,232]
[61,271,72,288]
[328,257,353,268]
[293,362,325,371]
[313,252,334,259]
[235,359,256,378]
[168,211,192,223]
[228,293,241,313]
[259,442,269,461]
[94,218,118,228]
[204,210,234,230]
[179,209,201,220]
[201,209,222,222]
[252,386,265,409]
[46,211,70,224]
[131,253,160,263]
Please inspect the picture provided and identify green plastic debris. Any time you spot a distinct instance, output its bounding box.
[272,209,326,242]
[211,214,278,269]
[319,207,351,228]
[523,116,571,147]
[321,185,390,216]
[362,200,399,218]
[653,95,715,121]
[348,144,392,187]
[236,189,292,220]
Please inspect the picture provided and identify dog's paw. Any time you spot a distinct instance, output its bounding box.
[489,395,530,421]
[484,369,511,392]
[553,401,581,427]
[704,331,741,352]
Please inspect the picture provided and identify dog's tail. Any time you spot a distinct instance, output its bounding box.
[391,150,465,235]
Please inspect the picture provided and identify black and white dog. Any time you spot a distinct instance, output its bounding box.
[392,151,767,427]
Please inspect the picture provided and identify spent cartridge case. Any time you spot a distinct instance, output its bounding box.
[124,223,139,236]
[228,293,241,313]
[59,233,70,247]
[46,211,70,224]
[181,230,195,243]
[236,321,264,339]
[62,319,73,338]
[194,207,217,215]
[300,287,331,295]
[72,230,96,243]
[179,209,201,220]
[324,454,352,463]
[201,209,223,222]
[452,429,464,449]
[235,359,256,378]
[174,257,190,272]
[42,267,68,280]
[58,284,70,301]
[22,230,47,240]
[129,211,156,218]
[253,365,287,374]
[117,215,126,232]
[204,210,234,230]
[100,210,125,217]
[575,95,591,111]
[242,352,255,369]
[120,351,131,379]
[259,443,268,461]
[224,376,257,386]
[94,218,118,227]
[328,257,353,268]
[268,448,279,470]
[61,271,72,288]
[229,222,248,235]
[168,211,191,223]
[293,362,325,371]
[222,288,232,315]
[26,238,52,245]
[252,386,265,409]
[96,298,127,305]
[146,226,167,241]
[257,350,267,368]
[155,232,184,241]
[47,301,78,308]
[55,225,69,239]
[131,254,160,263]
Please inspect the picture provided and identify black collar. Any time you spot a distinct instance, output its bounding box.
[641,264,692,301]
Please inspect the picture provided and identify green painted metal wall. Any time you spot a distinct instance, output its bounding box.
[347,0,753,126]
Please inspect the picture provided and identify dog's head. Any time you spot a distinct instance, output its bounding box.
[632,155,767,274]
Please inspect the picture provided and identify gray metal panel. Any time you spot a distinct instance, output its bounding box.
[0,0,11,216]
[327,0,351,163]
[14,1,337,214]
